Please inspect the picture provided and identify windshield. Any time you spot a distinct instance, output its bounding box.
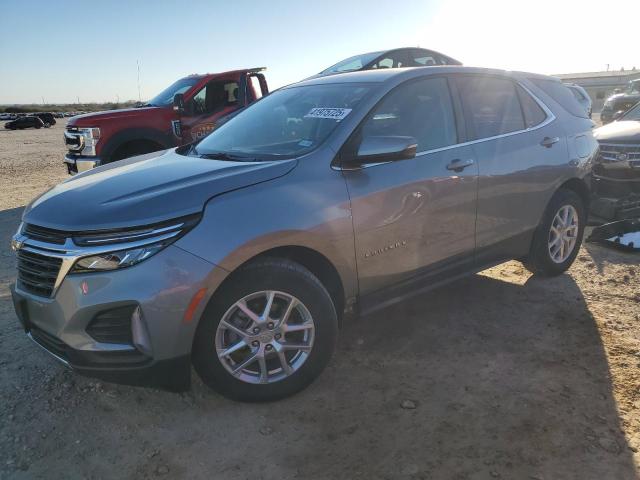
[320,52,382,74]
[629,80,640,94]
[621,102,640,121]
[146,77,200,107]
[194,83,372,159]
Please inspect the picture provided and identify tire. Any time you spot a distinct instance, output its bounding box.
[44,122,51,128]
[35,125,41,129]
[193,258,338,402]
[523,188,585,276]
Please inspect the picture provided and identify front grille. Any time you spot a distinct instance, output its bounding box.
[86,306,136,345]
[30,327,68,361]
[599,143,640,167]
[23,223,67,245]
[17,249,62,297]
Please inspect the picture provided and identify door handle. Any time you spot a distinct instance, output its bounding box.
[540,136,560,148]
[446,158,475,172]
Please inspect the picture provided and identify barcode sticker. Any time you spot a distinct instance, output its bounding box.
[304,107,352,121]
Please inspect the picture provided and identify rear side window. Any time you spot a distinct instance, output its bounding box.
[361,77,457,153]
[530,78,588,118]
[516,85,547,128]
[456,76,525,140]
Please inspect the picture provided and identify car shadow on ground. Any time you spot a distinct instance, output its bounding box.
[0,198,636,479]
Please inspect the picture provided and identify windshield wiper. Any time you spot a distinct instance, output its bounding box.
[197,151,257,162]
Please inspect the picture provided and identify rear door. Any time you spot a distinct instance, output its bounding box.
[342,76,478,298]
[454,74,567,265]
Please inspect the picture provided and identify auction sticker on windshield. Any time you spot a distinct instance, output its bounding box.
[305,108,352,121]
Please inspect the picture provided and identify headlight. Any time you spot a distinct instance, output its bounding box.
[71,241,168,273]
[70,214,200,273]
[67,127,100,156]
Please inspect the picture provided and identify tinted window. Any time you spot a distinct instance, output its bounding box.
[517,85,547,128]
[147,77,200,107]
[191,80,238,115]
[529,78,588,118]
[408,49,447,66]
[361,77,457,153]
[320,52,383,74]
[457,76,525,140]
[370,51,407,69]
[569,86,586,101]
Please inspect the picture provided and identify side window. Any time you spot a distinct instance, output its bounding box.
[529,78,588,118]
[517,85,547,128]
[361,77,457,153]
[191,80,239,116]
[371,51,407,69]
[456,76,525,140]
[408,49,448,67]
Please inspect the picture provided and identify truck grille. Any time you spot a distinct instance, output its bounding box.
[599,143,640,167]
[17,249,62,297]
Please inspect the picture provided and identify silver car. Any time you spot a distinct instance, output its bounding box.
[11,67,597,401]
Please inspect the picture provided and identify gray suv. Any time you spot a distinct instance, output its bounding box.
[11,67,597,401]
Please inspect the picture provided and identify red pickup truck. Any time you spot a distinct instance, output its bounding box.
[63,68,268,174]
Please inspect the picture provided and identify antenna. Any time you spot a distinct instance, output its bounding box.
[137,60,142,102]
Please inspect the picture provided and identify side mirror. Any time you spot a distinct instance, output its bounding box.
[345,136,418,166]
[173,93,185,113]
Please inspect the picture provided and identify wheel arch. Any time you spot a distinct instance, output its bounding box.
[100,127,175,163]
[204,245,347,328]
[557,177,590,210]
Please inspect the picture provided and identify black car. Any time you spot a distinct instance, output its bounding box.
[601,79,640,124]
[34,112,56,127]
[313,47,461,78]
[591,101,640,219]
[4,116,45,130]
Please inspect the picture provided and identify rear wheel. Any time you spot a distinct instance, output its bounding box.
[523,188,585,276]
[193,258,338,402]
[44,122,51,128]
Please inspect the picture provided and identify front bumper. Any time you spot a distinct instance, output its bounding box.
[11,245,226,391]
[64,154,102,175]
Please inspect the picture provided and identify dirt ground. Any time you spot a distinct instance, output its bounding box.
[0,121,639,480]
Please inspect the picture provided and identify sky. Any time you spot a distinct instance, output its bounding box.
[1,0,638,104]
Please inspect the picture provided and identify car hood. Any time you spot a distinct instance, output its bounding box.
[23,149,297,231]
[69,106,160,126]
[594,121,640,143]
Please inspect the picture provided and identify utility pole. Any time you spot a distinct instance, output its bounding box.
[137,60,142,102]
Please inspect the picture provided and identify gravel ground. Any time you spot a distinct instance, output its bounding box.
[0,122,639,480]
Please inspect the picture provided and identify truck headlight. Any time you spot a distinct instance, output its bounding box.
[76,127,101,156]
[71,241,168,273]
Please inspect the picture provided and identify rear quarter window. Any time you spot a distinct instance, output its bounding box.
[530,78,588,118]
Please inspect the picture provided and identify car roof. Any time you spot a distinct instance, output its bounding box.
[293,65,557,88]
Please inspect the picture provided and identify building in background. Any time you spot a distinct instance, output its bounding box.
[554,69,640,112]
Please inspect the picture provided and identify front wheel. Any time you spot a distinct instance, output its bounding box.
[193,258,338,402]
[523,188,585,276]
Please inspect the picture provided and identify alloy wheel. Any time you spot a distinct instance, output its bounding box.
[215,290,315,384]
[548,204,579,263]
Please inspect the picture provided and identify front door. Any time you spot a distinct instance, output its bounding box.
[181,78,241,143]
[342,76,478,297]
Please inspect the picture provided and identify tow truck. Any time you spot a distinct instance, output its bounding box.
[63,68,268,174]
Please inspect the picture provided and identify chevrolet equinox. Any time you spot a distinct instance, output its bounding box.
[11,67,597,401]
